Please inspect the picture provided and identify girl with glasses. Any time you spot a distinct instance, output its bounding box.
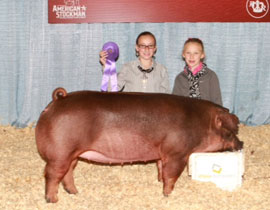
[99,31,170,93]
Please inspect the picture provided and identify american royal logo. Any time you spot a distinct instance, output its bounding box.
[52,0,87,19]
[246,0,269,18]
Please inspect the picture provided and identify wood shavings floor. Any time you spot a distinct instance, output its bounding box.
[0,124,269,210]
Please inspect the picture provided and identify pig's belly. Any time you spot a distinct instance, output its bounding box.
[79,151,159,164]
[79,130,161,164]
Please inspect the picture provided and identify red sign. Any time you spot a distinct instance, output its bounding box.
[48,0,270,23]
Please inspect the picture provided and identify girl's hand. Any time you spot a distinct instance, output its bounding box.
[99,50,108,67]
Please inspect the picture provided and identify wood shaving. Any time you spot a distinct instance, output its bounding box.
[0,124,269,210]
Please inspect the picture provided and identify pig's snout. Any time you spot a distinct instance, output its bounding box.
[230,137,243,151]
[223,136,244,152]
[235,140,244,151]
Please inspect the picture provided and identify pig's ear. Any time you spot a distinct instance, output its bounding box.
[215,114,222,129]
[52,87,67,101]
[216,111,239,135]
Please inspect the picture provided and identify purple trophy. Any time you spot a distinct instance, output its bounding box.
[101,42,119,92]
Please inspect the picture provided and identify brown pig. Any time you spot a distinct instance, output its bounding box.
[35,87,243,203]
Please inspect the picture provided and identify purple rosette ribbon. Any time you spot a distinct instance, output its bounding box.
[101,42,119,92]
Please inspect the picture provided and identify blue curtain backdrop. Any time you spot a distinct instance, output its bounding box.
[0,0,270,127]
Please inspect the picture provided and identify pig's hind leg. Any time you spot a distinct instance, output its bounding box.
[44,159,74,203]
[62,159,79,194]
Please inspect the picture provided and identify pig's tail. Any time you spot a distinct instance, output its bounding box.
[52,87,67,101]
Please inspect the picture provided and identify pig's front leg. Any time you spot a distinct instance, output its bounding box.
[161,157,187,196]
[157,160,163,182]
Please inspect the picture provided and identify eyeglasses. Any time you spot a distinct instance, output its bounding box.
[138,44,156,49]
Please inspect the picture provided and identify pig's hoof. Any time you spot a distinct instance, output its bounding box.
[158,177,163,182]
[163,189,172,197]
[163,192,169,197]
[45,195,58,203]
[64,187,78,194]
